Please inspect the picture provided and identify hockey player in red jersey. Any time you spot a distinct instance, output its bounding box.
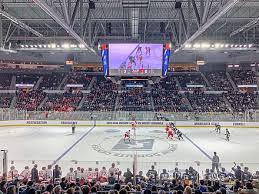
[167,128,174,140]
[124,130,131,142]
[165,124,170,133]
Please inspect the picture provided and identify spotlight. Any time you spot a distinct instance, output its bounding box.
[43,45,47,48]
[201,43,210,48]
[48,44,51,48]
[34,45,38,48]
[235,45,238,48]
[225,44,229,48]
[215,43,220,48]
[62,43,70,49]
[230,45,234,48]
[51,43,56,48]
[79,44,86,49]
[21,45,24,48]
[220,44,224,48]
[38,45,42,48]
[30,45,33,48]
[193,43,201,48]
[248,44,253,48]
[25,45,28,48]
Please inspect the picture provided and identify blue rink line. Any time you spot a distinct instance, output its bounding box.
[51,124,96,166]
[182,133,212,161]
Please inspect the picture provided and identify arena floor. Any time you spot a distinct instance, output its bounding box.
[1,125,259,175]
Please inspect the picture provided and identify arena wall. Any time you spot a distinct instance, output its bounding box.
[0,120,258,128]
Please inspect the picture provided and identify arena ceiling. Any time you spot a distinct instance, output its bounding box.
[0,0,259,63]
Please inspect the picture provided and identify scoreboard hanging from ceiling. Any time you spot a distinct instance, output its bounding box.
[101,43,171,77]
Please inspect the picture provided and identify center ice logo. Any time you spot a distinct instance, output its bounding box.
[92,134,178,158]
[112,139,154,151]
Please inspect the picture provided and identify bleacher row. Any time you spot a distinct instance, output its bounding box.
[0,70,258,113]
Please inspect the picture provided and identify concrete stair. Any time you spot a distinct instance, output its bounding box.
[38,96,48,110]
[34,76,43,90]
[226,72,238,91]
[201,72,212,90]
[222,95,233,112]
[57,74,68,90]
[10,75,16,90]
[10,96,16,109]
[76,96,87,110]
[87,77,96,90]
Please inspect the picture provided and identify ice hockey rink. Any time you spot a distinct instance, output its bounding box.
[1,125,259,175]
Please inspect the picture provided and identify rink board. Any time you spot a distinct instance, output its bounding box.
[0,120,258,128]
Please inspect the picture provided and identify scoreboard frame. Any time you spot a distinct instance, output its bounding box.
[101,43,171,77]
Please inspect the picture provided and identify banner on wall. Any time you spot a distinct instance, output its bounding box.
[0,120,256,127]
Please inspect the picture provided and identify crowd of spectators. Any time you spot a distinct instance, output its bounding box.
[230,70,257,86]
[42,91,83,112]
[1,163,259,194]
[16,75,41,85]
[152,77,189,112]
[0,94,13,108]
[117,88,152,111]
[206,72,233,91]
[152,90,190,112]
[176,73,208,90]
[0,74,12,90]
[81,77,117,111]
[15,90,46,111]
[0,71,258,112]
[64,73,93,90]
[225,92,258,112]
[186,91,230,112]
[40,73,66,90]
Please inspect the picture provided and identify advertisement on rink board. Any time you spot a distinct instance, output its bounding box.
[0,120,255,127]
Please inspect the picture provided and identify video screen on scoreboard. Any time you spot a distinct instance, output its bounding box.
[108,43,163,76]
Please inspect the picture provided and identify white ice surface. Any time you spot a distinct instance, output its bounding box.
[0,126,258,174]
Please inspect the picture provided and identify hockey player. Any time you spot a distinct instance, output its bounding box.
[99,167,108,182]
[225,128,230,141]
[18,166,30,181]
[215,124,221,134]
[131,121,137,130]
[45,165,53,181]
[172,167,181,181]
[66,168,75,182]
[165,124,170,133]
[177,130,184,140]
[39,167,47,182]
[72,123,76,134]
[7,166,19,181]
[124,130,131,142]
[167,128,174,140]
[160,169,169,181]
[74,167,81,179]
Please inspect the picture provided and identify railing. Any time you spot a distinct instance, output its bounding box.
[5,160,259,180]
[0,109,256,122]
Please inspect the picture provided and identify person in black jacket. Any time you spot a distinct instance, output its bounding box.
[31,165,39,183]
[232,165,243,181]
[53,165,61,180]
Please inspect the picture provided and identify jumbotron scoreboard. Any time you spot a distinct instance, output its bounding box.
[101,43,171,77]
